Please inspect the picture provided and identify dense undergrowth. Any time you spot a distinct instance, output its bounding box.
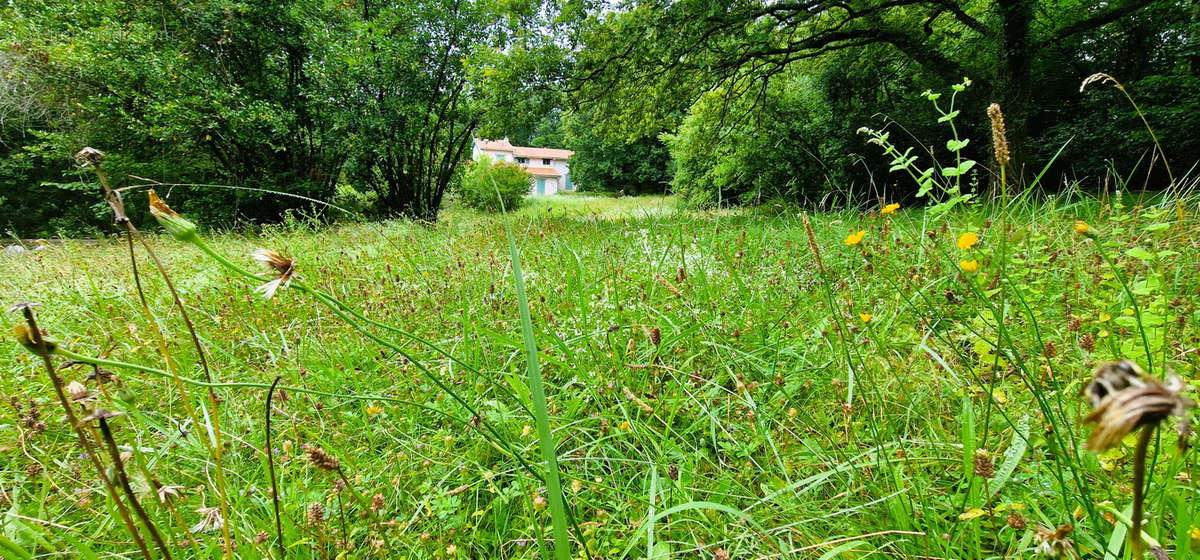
[2,191,1199,559]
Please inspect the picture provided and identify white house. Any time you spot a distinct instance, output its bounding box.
[472,138,575,194]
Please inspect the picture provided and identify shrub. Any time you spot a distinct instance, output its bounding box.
[457,156,531,212]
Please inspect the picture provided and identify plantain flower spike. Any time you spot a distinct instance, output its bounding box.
[1083,360,1194,452]
[147,190,198,242]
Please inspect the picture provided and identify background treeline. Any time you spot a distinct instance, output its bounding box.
[564,0,1200,207]
[2,0,1198,236]
[0,0,557,236]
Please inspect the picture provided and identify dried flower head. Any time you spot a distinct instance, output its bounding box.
[307,502,325,525]
[1034,524,1076,558]
[66,381,92,403]
[252,249,297,299]
[77,408,124,425]
[74,147,105,167]
[1083,361,1194,452]
[987,104,1010,167]
[303,444,340,471]
[1080,72,1118,93]
[191,506,225,533]
[147,190,198,241]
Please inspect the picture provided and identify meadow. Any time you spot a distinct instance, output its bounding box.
[2,191,1198,559]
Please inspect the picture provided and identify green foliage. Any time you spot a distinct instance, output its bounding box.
[457,156,531,212]
[663,72,847,207]
[5,194,1200,558]
[858,79,978,216]
[562,107,672,194]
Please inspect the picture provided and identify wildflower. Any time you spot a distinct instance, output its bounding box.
[532,495,547,511]
[1033,524,1075,558]
[1073,221,1090,235]
[147,190,198,242]
[1083,362,1194,452]
[446,544,458,555]
[844,230,866,246]
[12,324,58,355]
[880,203,900,215]
[366,404,383,415]
[191,506,225,533]
[859,313,873,323]
[252,249,297,299]
[959,259,980,273]
[956,232,979,250]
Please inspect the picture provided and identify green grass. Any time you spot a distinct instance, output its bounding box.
[2,191,1198,559]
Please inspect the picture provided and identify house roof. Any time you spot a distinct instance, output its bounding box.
[513,146,573,160]
[476,138,514,152]
[475,138,573,160]
[524,167,561,177]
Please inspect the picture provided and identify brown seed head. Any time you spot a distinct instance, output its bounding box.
[307,502,325,525]
[1007,510,1027,530]
[973,449,995,478]
[986,104,1010,167]
[1079,333,1095,352]
[303,444,340,471]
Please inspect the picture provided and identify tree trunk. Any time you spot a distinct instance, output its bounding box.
[995,0,1034,182]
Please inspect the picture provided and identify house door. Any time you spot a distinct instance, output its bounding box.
[536,179,546,194]
[564,174,572,191]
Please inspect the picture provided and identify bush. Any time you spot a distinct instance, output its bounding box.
[457,156,531,212]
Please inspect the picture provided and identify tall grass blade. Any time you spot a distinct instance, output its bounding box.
[496,187,572,560]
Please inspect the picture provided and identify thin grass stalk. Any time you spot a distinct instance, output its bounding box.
[1130,424,1154,559]
[97,417,173,560]
[265,375,286,559]
[16,305,153,560]
[84,153,236,554]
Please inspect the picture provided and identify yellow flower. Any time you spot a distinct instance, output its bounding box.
[844,231,866,246]
[956,232,979,250]
[959,259,980,273]
[880,203,900,215]
[859,313,873,323]
[1074,221,1089,234]
[366,405,383,415]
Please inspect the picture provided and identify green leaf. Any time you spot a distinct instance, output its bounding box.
[1143,222,1170,232]
[1125,247,1155,261]
[946,139,969,152]
[936,109,959,122]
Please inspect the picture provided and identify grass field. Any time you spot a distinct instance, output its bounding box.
[2,191,1198,559]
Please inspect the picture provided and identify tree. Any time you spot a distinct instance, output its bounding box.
[569,0,1173,177]
[563,107,672,194]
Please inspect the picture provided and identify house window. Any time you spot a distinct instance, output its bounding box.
[517,157,528,164]
[542,158,551,165]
